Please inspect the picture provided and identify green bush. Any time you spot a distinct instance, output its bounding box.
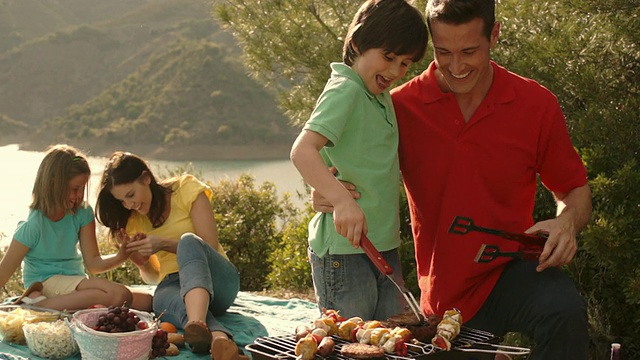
[209,174,298,291]
[266,205,314,290]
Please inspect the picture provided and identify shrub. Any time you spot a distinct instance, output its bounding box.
[209,174,297,291]
[266,204,314,290]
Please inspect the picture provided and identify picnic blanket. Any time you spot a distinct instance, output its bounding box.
[0,291,320,359]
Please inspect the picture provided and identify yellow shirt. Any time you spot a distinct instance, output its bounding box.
[125,174,227,282]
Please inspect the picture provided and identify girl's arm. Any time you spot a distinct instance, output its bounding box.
[0,239,30,290]
[190,191,220,250]
[79,220,128,274]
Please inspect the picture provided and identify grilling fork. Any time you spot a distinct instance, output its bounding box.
[360,234,424,323]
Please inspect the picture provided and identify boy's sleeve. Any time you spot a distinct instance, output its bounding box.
[304,79,360,147]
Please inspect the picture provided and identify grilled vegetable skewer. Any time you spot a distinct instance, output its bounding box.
[431,308,463,351]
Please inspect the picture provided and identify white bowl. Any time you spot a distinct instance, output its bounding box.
[23,319,79,359]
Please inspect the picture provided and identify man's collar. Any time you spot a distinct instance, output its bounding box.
[421,61,515,105]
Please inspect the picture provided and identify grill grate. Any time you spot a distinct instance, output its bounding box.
[247,327,502,360]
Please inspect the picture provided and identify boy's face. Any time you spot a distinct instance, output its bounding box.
[430,17,499,97]
[351,48,414,95]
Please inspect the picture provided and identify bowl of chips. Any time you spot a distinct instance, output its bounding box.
[0,304,64,344]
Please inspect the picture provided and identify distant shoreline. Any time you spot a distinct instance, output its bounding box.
[2,139,293,162]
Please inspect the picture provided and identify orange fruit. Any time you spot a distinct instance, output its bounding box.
[159,321,178,333]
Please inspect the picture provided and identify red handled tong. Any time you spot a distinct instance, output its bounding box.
[448,216,549,263]
[360,234,424,323]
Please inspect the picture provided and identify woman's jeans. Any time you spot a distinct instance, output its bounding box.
[153,233,240,334]
[309,247,405,321]
[465,259,589,360]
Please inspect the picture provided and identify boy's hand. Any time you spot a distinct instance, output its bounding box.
[333,198,367,248]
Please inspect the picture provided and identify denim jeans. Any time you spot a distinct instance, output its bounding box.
[309,247,405,321]
[153,233,240,335]
[465,259,589,360]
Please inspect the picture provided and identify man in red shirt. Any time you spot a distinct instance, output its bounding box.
[314,0,591,358]
[392,0,591,358]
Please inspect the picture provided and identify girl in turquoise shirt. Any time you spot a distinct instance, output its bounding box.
[0,144,150,311]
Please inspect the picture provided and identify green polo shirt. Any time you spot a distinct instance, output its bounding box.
[304,62,401,257]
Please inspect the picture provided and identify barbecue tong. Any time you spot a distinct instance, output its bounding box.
[360,234,424,323]
[448,216,549,263]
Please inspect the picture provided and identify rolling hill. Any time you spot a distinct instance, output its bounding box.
[0,0,295,160]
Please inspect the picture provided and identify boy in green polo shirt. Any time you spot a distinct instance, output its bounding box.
[289,0,428,320]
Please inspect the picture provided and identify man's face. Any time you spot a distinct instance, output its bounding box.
[430,18,499,97]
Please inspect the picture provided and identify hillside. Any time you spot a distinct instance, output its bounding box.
[0,0,295,160]
[31,39,296,159]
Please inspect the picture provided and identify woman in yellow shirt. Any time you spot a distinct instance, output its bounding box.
[95,151,243,360]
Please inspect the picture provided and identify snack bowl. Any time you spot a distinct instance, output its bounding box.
[0,304,63,344]
[23,319,79,359]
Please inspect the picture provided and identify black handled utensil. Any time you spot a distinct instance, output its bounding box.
[360,234,424,323]
[474,244,543,263]
[449,215,548,249]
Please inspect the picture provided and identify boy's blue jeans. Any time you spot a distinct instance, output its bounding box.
[465,259,589,360]
[309,247,405,321]
[153,233,240,335]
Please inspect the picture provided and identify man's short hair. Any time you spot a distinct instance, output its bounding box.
[426,0,496,40]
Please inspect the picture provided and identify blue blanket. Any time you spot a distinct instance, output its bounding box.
[0,291,319,359]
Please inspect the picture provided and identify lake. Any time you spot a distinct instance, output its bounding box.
[0,144,307,247]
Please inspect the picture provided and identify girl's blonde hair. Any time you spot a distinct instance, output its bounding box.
[30,144,91,217]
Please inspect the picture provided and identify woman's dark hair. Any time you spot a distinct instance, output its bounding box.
[426,0,496,40]
[95,151,172,240]
[343,0,429,66]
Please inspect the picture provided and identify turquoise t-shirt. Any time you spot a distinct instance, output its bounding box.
[304,62,401,257]
[13,205,93,288]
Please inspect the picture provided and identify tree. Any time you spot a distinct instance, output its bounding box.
[215,0,430,125]
[493,1,640,357]
[215,0,640,357]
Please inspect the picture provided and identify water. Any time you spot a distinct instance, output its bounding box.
[0,144,307,247]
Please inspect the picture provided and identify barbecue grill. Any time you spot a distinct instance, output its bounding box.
[246,327,530,360]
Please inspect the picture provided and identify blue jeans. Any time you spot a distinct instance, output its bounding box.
[309,247,405,321]
[153,233,240,335]
[465,259,589,360]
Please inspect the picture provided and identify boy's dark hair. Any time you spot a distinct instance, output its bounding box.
[426,0,496,40]
[95,151,172,241]
[343,0,428,67]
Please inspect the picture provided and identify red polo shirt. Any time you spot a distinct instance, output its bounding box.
[391,61,588,319]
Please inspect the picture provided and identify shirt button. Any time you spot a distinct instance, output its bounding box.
[454,120,460,125]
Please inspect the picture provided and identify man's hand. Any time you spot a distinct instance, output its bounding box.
[526,216,577,272]
[532,183,592,271]
[311,167,360,212]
